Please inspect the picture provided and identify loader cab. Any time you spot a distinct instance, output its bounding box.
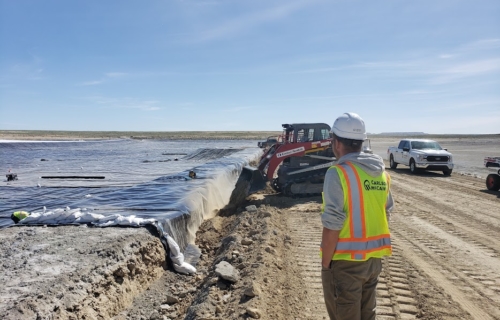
[281,123,331,143]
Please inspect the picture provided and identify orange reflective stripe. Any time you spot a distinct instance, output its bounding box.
[346,162,366,239]
[337,165,354,238]
[385,172,391,195]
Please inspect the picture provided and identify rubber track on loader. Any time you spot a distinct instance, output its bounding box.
[282,172,325,198]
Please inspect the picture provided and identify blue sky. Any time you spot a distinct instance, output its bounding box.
[0,0,499,134]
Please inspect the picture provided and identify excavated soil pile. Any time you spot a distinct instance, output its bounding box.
[112,187,324,320]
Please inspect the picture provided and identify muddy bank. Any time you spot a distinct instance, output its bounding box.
[0,225,166,320]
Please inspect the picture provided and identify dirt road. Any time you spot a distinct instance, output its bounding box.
[384,167,500,320]
[177,162,500,320]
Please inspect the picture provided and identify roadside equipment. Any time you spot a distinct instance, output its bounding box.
[236,123,336,197]
[484,157,500,191]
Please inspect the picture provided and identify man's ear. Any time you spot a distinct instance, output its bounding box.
[332,138,339,157]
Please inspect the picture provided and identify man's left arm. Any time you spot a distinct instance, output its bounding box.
[322,228,340,268]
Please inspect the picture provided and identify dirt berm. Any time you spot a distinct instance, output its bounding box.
[1,164,500,320]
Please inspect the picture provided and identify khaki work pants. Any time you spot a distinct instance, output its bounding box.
[321,258,382,320]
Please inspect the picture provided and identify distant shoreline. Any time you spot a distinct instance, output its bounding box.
[0,130,498,141]
[0,130,282,141]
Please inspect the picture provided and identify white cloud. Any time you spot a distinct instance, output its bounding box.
[7,61,46,81]
[81,80,104,86]
[285,41,500,86]
[105,72,127,78]
[459,38,500,52]
[194,0,319,42]
[289,60,419,75]
[79,72,127,86]
[283,38,500,85]
[431,58,500,84]
[424,98,500,112]
[224,106,253,112]
[83,96,162,111]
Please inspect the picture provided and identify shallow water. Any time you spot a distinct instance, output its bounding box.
[1,139,261,231]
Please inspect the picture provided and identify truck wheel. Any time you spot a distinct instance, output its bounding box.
[443,169,452,176]
[389,155,398,169]
[409,159,418,174]
[486,174,500,191]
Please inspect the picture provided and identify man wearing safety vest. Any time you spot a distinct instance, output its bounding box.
[321,112,394,320]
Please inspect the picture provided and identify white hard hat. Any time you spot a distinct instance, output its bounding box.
[331,112,367,140]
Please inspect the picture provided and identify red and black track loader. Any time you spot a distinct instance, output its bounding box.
[232,123,337,200]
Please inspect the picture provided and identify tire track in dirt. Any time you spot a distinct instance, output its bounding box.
[393,180,500,227]
[287,210,424,320]
[390,183,500,254]
[392,215,500,304]
[387,169,500,224]
[435,173,487,189]
[377,244,420,320]
[417,174,496,204]
[392,229,498,320]
[386,170,500,319]
[400,216,500,273]
[390,175,500,244]
[288,211,329,319]
[385,164,491,193]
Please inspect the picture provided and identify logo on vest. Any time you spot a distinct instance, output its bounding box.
[363,179,387,191]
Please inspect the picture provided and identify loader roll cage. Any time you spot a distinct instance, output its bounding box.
[257,123,333,182]
[280,123,332,144]
[233,122,334,198]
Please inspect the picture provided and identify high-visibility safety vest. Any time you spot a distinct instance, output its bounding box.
[321,162,392,261]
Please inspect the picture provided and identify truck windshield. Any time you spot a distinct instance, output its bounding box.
[411,141,442,150]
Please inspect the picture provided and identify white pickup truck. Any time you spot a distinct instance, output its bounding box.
[387,139,454,176]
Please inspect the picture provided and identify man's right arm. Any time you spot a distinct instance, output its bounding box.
[385,190,394,221]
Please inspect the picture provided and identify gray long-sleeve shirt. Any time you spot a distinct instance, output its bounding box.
[321,152,394,231]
